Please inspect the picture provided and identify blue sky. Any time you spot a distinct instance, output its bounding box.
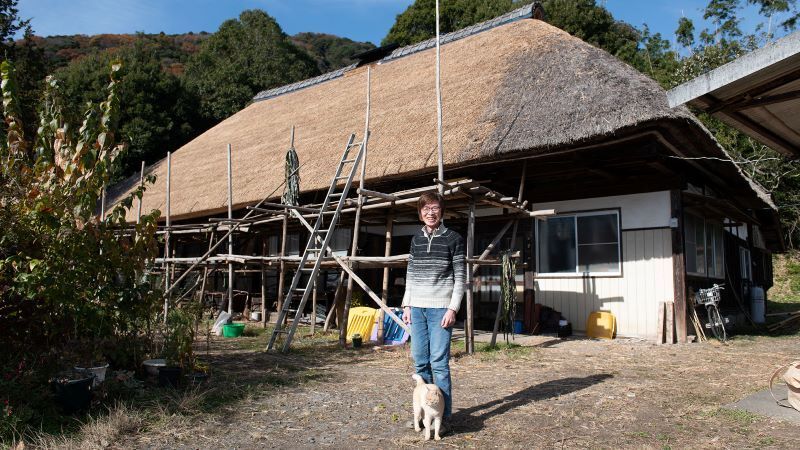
[18,1,784,46]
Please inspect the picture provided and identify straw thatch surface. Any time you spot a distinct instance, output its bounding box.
[109,18,768,222]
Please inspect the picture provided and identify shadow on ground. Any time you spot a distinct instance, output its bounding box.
[451,374,613,433]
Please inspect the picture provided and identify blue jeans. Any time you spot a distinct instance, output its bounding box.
[410,307,453,417]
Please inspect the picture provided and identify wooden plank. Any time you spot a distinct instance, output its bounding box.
[261,238,267,328]
[671,190,688,343]
[656,301,665,345]
[665,300,675,344]
[277,215,288,317]
[357,188,397,201]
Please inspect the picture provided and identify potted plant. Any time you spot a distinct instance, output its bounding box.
[51,370,94,414]
[159,308,196,388]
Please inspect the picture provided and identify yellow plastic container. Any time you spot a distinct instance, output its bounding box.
[346,306,378,343]
[586,310,616,339]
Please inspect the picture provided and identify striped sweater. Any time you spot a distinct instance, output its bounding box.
[401,224,466,312]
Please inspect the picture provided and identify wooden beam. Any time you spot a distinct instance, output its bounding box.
[466,198,475,354]
[671,190,688,343]
[277,214,288,318]
[357,188,397,201]
[472,220,514,275]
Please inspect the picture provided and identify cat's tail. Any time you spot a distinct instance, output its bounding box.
[411,373,426,386]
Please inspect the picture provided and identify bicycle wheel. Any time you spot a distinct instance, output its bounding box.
[706,305,727,342]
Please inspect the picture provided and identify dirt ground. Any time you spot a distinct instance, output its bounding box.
[112,329,800,449]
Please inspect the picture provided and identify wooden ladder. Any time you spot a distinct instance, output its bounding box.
[267,133,366,352]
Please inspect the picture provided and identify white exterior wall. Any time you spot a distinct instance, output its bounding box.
[532,192,675,339]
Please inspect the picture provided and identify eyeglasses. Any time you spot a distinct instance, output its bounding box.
[421,206,441,214]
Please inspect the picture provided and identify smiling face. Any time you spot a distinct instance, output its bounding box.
[419,201,442,230]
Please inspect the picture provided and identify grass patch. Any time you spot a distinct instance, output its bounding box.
[712,408,759,426]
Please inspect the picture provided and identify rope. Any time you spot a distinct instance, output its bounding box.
[500,250,517,343]
[282,146,300,206]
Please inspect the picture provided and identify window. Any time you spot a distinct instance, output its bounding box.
[536,211,621,275]
[684,213,724,278]
[740,247,751,281]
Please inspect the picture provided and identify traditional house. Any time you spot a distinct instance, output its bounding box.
[110,4,782,342]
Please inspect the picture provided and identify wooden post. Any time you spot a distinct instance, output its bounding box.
[226,144,234,314]
[378,209,394,344]
[665,301,675,344]
[656,301,665,345]
[324,272,345,331]
[466,198,476,354]
[136,161,145,224]
[277,215,288,316]
[261,238,267,328]
[311,279,318,335]
[340,67,371,347]
[670,189,687,343]
[198,231,215,311]
[163,152,171,322]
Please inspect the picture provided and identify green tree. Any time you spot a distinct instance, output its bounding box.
[54,39,201,178]
[183,9,320,122]
[1,61,162,440]
[382,0,518,46]
[291,32,375,72]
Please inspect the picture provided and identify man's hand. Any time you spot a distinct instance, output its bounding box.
[441,309,456,328]
[402,306,412,325]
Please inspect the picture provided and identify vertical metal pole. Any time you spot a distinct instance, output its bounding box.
[227,144,234,314]
[136,161,144,224]
[163,152,171,322]
[340,67,372,347]
[466,198,475,354]
[435,0,444,194]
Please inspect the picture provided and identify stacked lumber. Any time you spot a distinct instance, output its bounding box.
[768,311,800,332]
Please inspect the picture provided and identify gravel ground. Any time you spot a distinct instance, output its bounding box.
[117,330,800,449]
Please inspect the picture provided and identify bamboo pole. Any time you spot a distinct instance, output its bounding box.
[324,272,345,331]
[471,220,514,275]
[466,197,475,354]
[226,144,234,314]
[136,161,144,224]
[100,184,106,220]
[163,152,171,322]
[198,231,215,310]
[311,279,318,335]
[277,214,288,317]
[378,209,394,344]
[435,0,444,194]
[340,66,371,347]
[261,238,267,328]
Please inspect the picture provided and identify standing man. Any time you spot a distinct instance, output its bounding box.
[402,191,465,428]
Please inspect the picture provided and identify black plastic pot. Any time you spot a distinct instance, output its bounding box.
[52,376,93,413]
[158,366,182,388]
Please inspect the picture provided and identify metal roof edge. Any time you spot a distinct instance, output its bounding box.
[667,29,800,108]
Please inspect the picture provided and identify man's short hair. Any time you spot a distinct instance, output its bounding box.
[418,192,445,215]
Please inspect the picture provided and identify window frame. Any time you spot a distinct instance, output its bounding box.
[684,213,725,279]
[535,209,622,278]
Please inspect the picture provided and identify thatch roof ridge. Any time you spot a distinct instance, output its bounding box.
[253,3,535,103]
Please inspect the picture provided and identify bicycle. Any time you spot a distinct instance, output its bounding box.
[694,284,727,342]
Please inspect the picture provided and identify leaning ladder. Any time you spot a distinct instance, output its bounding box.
[267,133,366,352]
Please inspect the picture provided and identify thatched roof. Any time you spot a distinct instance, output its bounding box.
[109,6,773,222]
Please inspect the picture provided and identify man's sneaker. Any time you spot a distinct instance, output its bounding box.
[404,420,417,430]
[438,422,451,436]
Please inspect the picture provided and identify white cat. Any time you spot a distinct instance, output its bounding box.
[411,373,444,441]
